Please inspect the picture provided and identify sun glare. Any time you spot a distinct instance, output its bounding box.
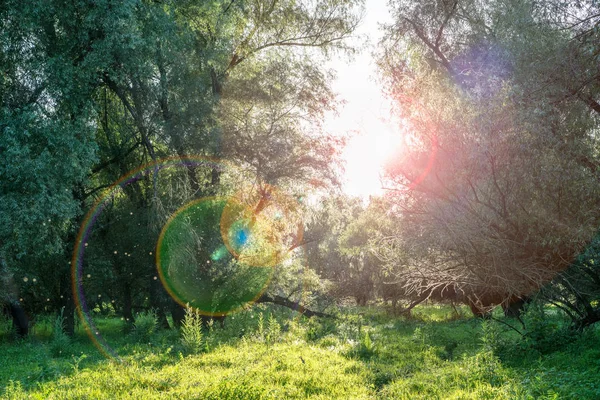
[322,0,399,200]
[341,117,404,198]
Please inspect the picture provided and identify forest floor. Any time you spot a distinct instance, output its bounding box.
[1,304,599,399]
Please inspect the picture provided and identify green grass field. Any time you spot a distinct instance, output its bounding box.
[1,304,599,399]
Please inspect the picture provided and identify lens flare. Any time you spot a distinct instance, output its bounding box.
[72,156,307,360]
[220,184,304,267]
[156,197,273,316]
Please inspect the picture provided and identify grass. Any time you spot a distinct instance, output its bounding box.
[1,303,599,399]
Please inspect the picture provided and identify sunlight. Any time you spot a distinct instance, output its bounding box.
[341,117,404,198]
[322,0,399,200]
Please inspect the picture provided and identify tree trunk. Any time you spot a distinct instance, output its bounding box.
[170,300,185,329]
[9,301,28,337]
[503,297,529,318]
[257,294,330,318]
[149,276,170,329]
[123,282,134,323]
[58,293,76,337]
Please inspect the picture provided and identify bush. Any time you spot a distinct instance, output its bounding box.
[522,302,577,354]
[132,310,158,342]
[180,307,203,354]
[0,314,14,341]
[481,319,510,355]
[305,316,337,342]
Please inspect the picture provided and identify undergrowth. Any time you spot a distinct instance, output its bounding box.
[0,304,598,399]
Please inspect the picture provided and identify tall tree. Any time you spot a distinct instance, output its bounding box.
[375,0,600,316]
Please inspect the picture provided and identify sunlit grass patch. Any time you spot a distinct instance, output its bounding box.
[377,351,524,400]
[19,341,373,399]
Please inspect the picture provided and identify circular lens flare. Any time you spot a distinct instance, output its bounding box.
[156,197,274,316]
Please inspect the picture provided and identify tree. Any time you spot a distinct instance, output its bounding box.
[1,0,364,336]
[375,0,600,317]
[0,0,102,334]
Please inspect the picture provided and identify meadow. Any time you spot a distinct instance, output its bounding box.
[1,304,599,399]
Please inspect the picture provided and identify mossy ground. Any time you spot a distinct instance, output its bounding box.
[1,304,599,399]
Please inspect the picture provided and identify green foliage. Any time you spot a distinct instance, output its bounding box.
[539,231,600,330]
[68,354,88,374]
[521,303,577,354]
[481,319,509,355]
[132,310,158,343]
[1,306,600,398]
[4,380,25,400]
[180,307,203,355]
[305,316,337,342]
[0,314,14,342]
[265,314,281,345]
[50,309,71,358]
[355,330,376,359]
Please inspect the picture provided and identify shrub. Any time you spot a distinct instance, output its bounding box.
[181,307,203,354]
[0,314,14,341]
[481,319,510,355]
[358,330,376,358]
[305,316,337,342]
[522,302,577,354]
[132,310,158,342]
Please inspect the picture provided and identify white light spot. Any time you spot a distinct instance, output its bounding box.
[23,277,28,282]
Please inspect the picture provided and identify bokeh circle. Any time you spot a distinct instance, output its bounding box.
[156,197,274,316]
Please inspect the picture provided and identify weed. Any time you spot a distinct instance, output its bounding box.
[180,306,203,354]
[50,308,71,358]
[69,354,88,373]
[266,314,281,345]
[4,380,25,400]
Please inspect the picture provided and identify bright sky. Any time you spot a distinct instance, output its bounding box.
[324,0,404,200]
